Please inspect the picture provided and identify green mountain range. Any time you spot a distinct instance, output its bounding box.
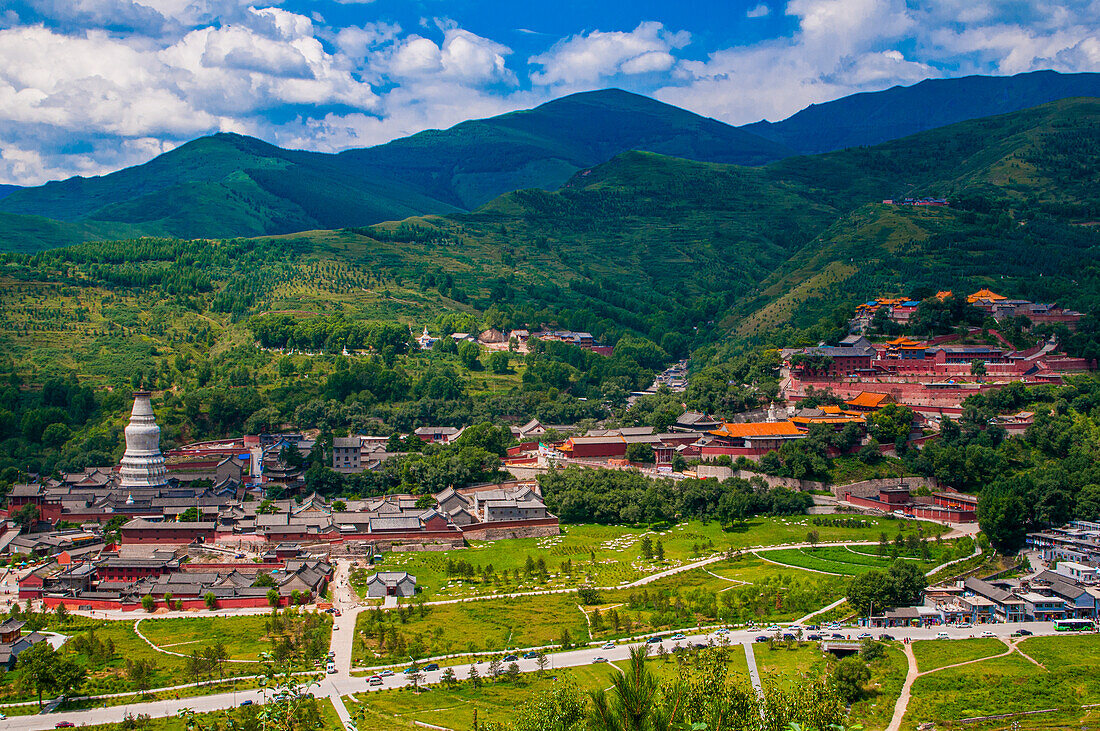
[744,69,1100,154]
[2,71,1098,251]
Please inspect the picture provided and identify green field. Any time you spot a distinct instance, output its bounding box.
[911,637,1007,672]
[904,635,1100,729]
[759,547,934,576]
[136,613,333,662]
[73,696,344,731]
[0,612,330,707]
[346,663,624,731]
[365,517,946,599]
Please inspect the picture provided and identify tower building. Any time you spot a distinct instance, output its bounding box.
[118,391,168,488]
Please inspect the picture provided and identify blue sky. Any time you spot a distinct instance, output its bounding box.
[0,0,1097,184]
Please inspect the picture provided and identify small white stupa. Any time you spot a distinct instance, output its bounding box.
[118,391,168,488]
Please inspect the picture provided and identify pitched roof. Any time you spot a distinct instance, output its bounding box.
[846,392,894,409]
[710,421,803,438]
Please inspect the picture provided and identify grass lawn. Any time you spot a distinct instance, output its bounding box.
[759,548,935,576]
[72,697,344,731]
[911,638,1007,672]
[849,646,909,731]
[903,651,1096,730]
[754,642,827,688]
[137,614,322,661]
[366,517,945,599]
[0,618,267,704]
[347,665,620,731]
[352,593,590,666]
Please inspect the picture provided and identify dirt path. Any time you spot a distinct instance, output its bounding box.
[886,642,919,731]
[886,636,1037,729]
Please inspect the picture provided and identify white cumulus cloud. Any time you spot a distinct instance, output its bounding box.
[529,21,690,87]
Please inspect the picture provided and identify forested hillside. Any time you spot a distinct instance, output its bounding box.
[0,90,790,248]
[0,97,1097,485]
[3,72,1098,251]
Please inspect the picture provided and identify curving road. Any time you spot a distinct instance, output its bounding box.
[6,621,1073,731]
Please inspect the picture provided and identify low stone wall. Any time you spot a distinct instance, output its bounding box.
[694,465,826,492]
[461,523,561,541]
[832,476,938,500]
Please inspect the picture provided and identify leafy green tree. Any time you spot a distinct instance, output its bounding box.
[978,486,1031,552]
[867,403,915,444]
[178,507,199,522]
[625,442,655,464]
[268,588,280,607]
[832,655,871,703]
[204,592,217,610]
[141,594,156,613]
[488,351,510,374]
[18,641,87,709]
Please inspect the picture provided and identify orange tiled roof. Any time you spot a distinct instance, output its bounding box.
[846,392,893,409]
[935,290,952,300]
[886,336,920,345]
[968,288,1006,303]
[710,421,804,438]
[791,416,865,426]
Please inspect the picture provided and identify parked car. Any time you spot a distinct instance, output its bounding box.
[693,642,708,649]
[765,625,780,632]
[830,633,846,640]
[857,633,873,639]
[326,663,336,674]
[403,666,418,674]
[1014,629,1033,636]
[755,636,770,643]
[828,623,841,630]
[239,701,253,707]
[369,676,383,686]
[646,636,663,645]
[807,633,823,641]
[958,622,973,629]
[378,669,394,677]
[503,654,519,662]
[671,633,686,640]
[713,628,730,635]
[601,642,616,650]
[524,651,540,659]
[981,630,996,638]
[936,631,950,639]
[806,624,819,630]
[879,634,895,641]
[781,633,795,641]
[55,723,76,728]
[423,663,439,671]
[592,656,608,663]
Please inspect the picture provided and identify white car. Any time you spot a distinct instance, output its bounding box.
[368,676,383,686]
[602,642,616,650]
[957,622,972,629]
[936,631,950,639]
[981,630,995,637]
[713,628,730,635]
[765,625,781,632]
[327,663,336,674]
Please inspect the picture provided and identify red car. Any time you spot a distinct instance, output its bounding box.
[56,723,76,728]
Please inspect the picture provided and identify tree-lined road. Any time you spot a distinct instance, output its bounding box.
[4,621,1071,731]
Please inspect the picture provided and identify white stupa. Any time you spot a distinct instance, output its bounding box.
[118,391,168,488]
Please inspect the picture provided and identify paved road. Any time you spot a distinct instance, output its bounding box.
[7,621,1076,731]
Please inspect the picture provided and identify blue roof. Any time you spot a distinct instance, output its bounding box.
[903,301,921,306]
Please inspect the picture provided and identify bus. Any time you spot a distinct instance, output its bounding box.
[1054,619,1094,632]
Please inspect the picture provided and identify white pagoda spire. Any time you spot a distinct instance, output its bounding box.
[118,391,168,488]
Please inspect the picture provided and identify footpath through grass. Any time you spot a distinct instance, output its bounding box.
[904,634,1100,730]
[352,557,847,665]
[364,516,945,600]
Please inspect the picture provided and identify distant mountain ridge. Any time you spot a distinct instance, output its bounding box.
[0,184,20,200]
[0,70,1097,249]
[743,70,1100,154]
[0,90,791,244]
